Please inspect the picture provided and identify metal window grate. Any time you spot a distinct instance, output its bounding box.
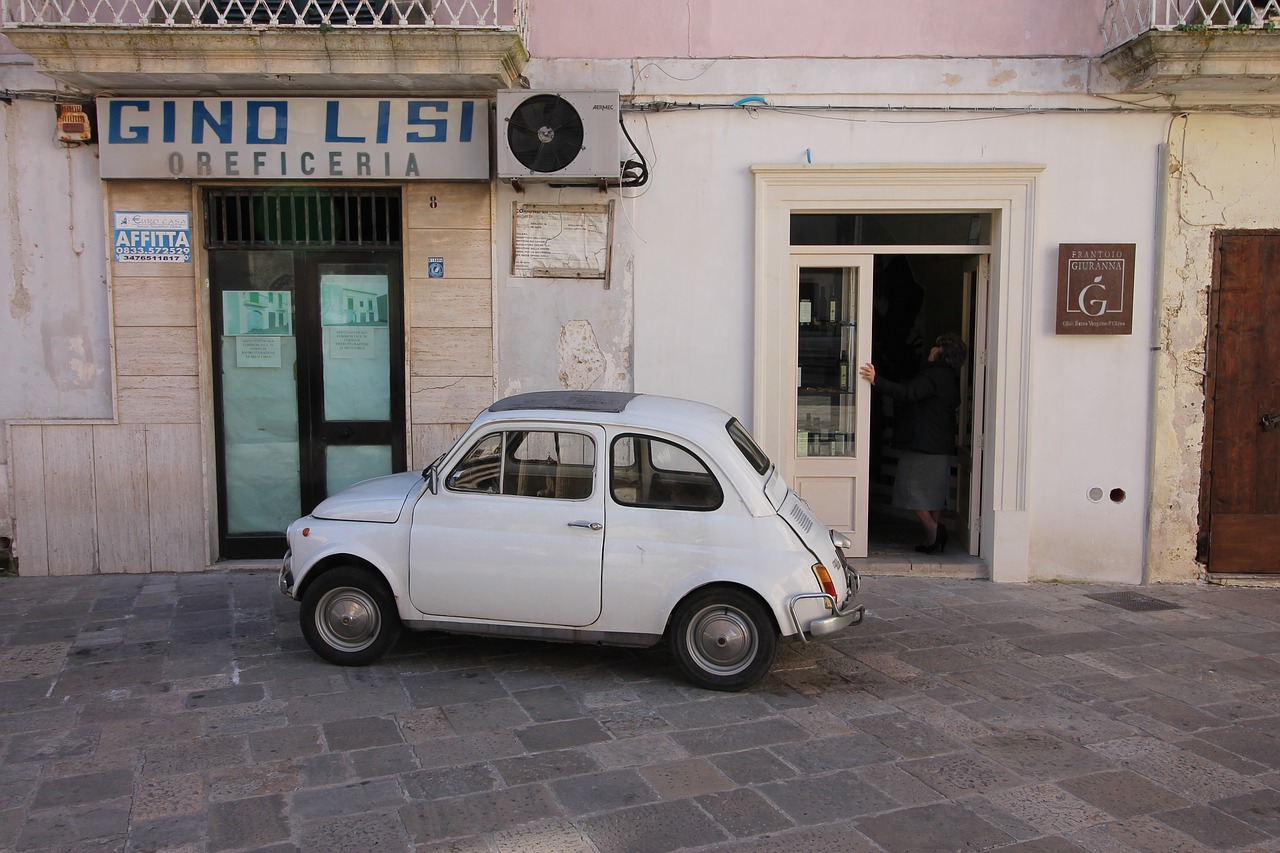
[1085,591,1183,612]
[204,188,401,248]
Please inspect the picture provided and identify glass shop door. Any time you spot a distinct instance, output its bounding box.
[791,255,874,556]
[210,249,406,559]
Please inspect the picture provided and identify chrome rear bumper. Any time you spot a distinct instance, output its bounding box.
[787,557,863,642]
[787,590,865,642]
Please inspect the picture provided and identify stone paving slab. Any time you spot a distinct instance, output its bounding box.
[0,571,1278,852]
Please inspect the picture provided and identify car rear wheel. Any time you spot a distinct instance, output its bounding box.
[300,566,402,666]
[670,588,777,691]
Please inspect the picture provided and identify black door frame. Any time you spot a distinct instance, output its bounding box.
[205,187,405,560]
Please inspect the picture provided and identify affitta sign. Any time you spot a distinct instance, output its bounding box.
[97,97,490,180]
[113,212,191,263]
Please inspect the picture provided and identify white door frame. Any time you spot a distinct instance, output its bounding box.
[752,165,1041,581]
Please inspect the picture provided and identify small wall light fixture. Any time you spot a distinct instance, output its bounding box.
[56,103,93,143]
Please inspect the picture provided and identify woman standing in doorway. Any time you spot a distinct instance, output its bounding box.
[859,333,967,554]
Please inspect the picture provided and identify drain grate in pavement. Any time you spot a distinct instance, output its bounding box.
[1085,591,1183,612]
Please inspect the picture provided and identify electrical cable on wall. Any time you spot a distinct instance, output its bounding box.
[618,115,649,188]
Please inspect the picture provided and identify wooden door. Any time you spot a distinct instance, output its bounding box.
[1202,232,1280,573]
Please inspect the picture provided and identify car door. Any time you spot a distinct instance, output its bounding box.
[407,424,607,626]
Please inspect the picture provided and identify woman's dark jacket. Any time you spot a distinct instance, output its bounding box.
[874,363,961,455]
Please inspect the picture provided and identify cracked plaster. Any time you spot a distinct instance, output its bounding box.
[1149,113,1280,582]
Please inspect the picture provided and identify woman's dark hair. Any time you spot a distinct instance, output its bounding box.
[935,333,968,370]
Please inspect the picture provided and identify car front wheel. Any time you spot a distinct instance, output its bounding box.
[300,566,402,666]
[670,588,778,691]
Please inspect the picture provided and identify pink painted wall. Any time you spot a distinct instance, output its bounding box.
[528,0,1108,59]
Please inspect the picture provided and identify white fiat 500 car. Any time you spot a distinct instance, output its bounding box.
[279,391,863,691]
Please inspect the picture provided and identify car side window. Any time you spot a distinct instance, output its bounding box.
[611,435,723,511]
[447,430,596,500]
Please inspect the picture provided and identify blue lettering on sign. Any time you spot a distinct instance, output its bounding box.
[376,101,390,145]
[192,101,233,144]
[107,100,150,144]
[246,101,288,144]
[407,101,448,143]
[325,101,365,143]
[106,98,483,146]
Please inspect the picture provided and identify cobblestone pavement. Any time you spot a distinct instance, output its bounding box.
[1,570,1278,853]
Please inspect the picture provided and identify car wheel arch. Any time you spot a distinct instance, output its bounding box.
[296,554,397,604]
[663,581,780,639]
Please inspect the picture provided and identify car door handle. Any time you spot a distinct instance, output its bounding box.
[568,520,603,531]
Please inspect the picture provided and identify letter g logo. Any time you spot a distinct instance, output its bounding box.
[1077,277,1109,317]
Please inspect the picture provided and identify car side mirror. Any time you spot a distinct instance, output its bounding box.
[422,451,447,495]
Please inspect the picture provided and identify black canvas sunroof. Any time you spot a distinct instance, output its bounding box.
[489,391,639,414]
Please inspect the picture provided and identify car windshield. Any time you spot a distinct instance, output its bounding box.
[726,418,770,476]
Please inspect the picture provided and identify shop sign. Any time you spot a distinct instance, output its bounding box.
[98,97,489,180]
[1055,243,1136,335]
[113,211,192,262]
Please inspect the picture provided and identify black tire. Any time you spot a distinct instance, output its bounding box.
[300,566,402,666]
[669,587,778,691]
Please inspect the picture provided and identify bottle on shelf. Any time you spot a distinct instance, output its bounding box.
[839,350,849,390]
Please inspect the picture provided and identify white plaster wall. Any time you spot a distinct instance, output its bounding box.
[493,185,635,396]
[1149,113,1280,584]
[0,59,113,540]
[519,57,1168,584]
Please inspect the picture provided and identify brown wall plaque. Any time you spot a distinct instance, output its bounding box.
[1055,243,1136,335]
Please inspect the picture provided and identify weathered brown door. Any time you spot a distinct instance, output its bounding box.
[1202,232,1280,573]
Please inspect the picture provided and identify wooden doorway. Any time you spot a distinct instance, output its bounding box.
[1201,232,1280,574]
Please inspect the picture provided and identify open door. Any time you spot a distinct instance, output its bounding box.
[787,254,875,556]
[956,256,989,555]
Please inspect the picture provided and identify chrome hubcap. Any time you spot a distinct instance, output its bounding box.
[687,605,757,676]
[317,587,380,653]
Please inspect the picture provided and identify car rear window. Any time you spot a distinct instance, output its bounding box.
[611,435,723,511]
[726,419,770,475]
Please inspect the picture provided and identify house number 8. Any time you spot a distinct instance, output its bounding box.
[430,196,438,208]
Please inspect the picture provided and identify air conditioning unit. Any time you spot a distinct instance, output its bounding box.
[496,90,621,182]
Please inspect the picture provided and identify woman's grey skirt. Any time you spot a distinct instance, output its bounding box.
[892,449,950,511]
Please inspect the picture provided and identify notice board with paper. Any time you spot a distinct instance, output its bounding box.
[512,202,614,282]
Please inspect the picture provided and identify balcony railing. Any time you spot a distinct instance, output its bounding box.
[2,0,526,36]
[1104,0,1280,50]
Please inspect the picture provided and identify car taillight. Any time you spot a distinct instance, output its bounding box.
[812,563,838,601]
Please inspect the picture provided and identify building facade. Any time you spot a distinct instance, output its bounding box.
[1,0,1277,583]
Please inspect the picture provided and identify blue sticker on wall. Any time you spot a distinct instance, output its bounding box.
[428,257,445,278]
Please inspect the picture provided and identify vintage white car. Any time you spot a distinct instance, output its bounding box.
[279,391,863,691]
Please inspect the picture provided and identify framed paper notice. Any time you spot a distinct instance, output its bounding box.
[512,202,614,282]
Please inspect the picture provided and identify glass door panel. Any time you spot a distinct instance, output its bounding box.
[213,252,302,539]
[789,256,873,556]
[320,268,391,422]
[327,445,394,494]
[313,262,400,500]
[796,267,857,459]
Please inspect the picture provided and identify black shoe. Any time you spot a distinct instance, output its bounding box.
[914,525,947,555]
